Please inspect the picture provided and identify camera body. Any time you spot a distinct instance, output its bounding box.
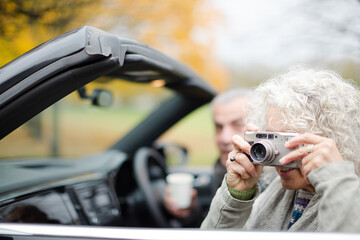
[244,131,302,168]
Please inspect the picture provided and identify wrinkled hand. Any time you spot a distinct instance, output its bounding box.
[163,186,198,219]
[226,124,263,191]
[279,133,344,181]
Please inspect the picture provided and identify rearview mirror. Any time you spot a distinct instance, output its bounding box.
[156,143,188,166]
[77,87,113,107]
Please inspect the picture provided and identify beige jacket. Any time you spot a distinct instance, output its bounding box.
[201,161,360,232]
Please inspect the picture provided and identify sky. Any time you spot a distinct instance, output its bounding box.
[210,0,360,69]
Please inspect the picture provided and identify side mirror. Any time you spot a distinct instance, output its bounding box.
[77,87,113,107]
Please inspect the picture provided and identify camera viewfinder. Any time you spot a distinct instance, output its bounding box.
[256,133,267,139]
[268,134,274,139]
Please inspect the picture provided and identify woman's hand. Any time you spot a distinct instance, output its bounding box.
[279,133,344,180]
[226,124,263,191]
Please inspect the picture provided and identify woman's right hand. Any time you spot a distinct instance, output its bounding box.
[226,124,263,191]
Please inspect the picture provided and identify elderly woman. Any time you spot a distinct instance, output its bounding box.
[201,67,360,232]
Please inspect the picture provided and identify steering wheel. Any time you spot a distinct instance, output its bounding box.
[133,147,169,227]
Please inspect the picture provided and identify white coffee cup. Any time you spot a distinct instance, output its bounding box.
[166,173,194,209]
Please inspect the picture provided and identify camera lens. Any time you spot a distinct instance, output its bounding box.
[250,141,277,164]
[252,144,266,160]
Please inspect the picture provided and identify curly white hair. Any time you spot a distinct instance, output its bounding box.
[247,66,360,175]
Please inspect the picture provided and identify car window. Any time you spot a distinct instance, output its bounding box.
[160,105,217,166]
[0,79,215,167]
[0,80,172,159]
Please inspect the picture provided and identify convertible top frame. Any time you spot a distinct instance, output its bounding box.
[0,26,216,140]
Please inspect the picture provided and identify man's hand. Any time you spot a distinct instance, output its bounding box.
[163,186,198,218]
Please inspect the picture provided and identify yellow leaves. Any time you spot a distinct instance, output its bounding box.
[94,0,229,90]
[0,28,37,66]
[4,0,17,13]
[0,0,229,90]
[13,29,36,53]
[41,10,57,24]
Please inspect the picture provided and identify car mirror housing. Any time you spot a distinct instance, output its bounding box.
[157,143,188,166]
[78,87,113,107]
[91,89,113,107]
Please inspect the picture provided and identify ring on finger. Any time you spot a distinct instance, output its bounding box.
[306,144,314,153]
[230,151,242,162]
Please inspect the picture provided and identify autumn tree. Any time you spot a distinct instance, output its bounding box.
[89,0,229,90]
[0,0,229,90]
[0,0,101,65]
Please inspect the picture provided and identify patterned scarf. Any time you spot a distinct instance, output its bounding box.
[288,189,315,229]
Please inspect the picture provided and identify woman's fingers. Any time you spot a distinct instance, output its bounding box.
[279,133,344,179]
[229,153,257,177]
[279,144,313,165]
[284,133,323,148]
[280,133,326,165]
[226,125,263,191]
[229,163,251,179]
[231,134,251,154]
[227,148,263,190]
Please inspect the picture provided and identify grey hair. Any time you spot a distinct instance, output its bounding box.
[247,66,360,175]
[211,88,252,112]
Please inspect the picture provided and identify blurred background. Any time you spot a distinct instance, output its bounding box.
[1,0,360,165]
[2,0,360,89]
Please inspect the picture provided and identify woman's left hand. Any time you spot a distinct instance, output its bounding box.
[279,133,344,179]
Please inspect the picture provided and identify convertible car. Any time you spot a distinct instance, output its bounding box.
[0,25,216,228]
[0,26,357,240]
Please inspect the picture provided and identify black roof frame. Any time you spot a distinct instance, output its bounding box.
[0,26,216,142]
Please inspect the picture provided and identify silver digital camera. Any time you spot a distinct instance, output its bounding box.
[244,131,302,168]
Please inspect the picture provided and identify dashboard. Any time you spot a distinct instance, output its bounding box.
[0,180,121,226]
